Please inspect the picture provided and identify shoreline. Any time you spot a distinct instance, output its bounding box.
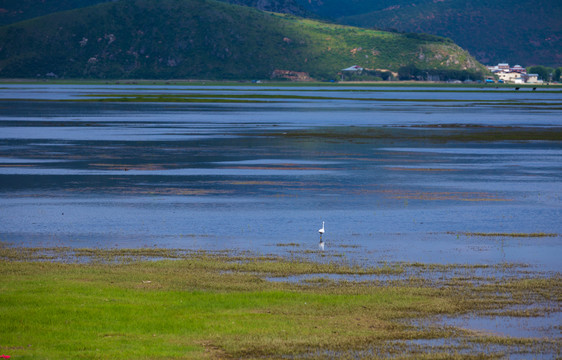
[1,78,561,88]
[1,244,560,359]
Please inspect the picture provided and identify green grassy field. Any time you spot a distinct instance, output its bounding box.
[1,246,560,359]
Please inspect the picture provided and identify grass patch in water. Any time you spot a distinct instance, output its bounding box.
[1,245,560,359]
[75,94,562,109]
[5,91,562,112]
[73,93,466,103]
[440,128,562,141]
[275,242,301,247]
[269,126,562,142]
[459,232,558,238]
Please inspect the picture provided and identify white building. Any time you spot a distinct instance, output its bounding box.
[340,65,364,81]
[498,63,510,71]
[524,74,541,84]
[487,63,540,84]
[497,72,524,83]
[342,65,364,72]
[510,64,526,73]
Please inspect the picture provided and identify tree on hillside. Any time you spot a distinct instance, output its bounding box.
[553,68,562,83]
[528,66,553,82]
[398,64,421,80]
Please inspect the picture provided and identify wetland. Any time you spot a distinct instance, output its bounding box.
[0,83,561,358]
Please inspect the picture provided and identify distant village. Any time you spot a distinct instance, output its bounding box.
[271,63,546,83]
[486,63,541,84]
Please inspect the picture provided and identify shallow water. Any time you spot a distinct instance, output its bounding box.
[0,84,561,272]
[2,84,561,350]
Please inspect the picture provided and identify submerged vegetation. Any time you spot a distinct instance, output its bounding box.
[48,90,562,119]
[262,126,562,143]
[458,232,559,238]
[5,88,561,117]
[1,245,560,359]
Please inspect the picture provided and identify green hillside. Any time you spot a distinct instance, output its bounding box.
[219,0,312,17]
[294,0,432,19]
[0,0,485,80]
[3,0,559,69]
[0,0,110,26]
[0,0,312,26]
[338,0,562,67]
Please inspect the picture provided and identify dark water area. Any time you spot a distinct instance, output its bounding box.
[0,84,561,271]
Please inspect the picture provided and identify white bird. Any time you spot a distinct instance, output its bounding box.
[318,221,325,237]
[318,221,325,250]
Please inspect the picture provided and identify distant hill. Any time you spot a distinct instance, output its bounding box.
[337,0,562,67]
[219,0,312,18]
[0,0,485,80]
[0,0,112,26]
[293,0,432,20]
[0,0,311,26]
[3,0,559,68]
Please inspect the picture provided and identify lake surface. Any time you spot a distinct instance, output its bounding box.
[1,84,561,271]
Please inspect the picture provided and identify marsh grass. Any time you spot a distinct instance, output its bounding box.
[275,242,301,247]
[259,126,562,143]
[458,232,559,238]
[65,92,562,110]
[1,245,560,359]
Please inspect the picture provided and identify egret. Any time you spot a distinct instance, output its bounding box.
[318,221,325,250]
